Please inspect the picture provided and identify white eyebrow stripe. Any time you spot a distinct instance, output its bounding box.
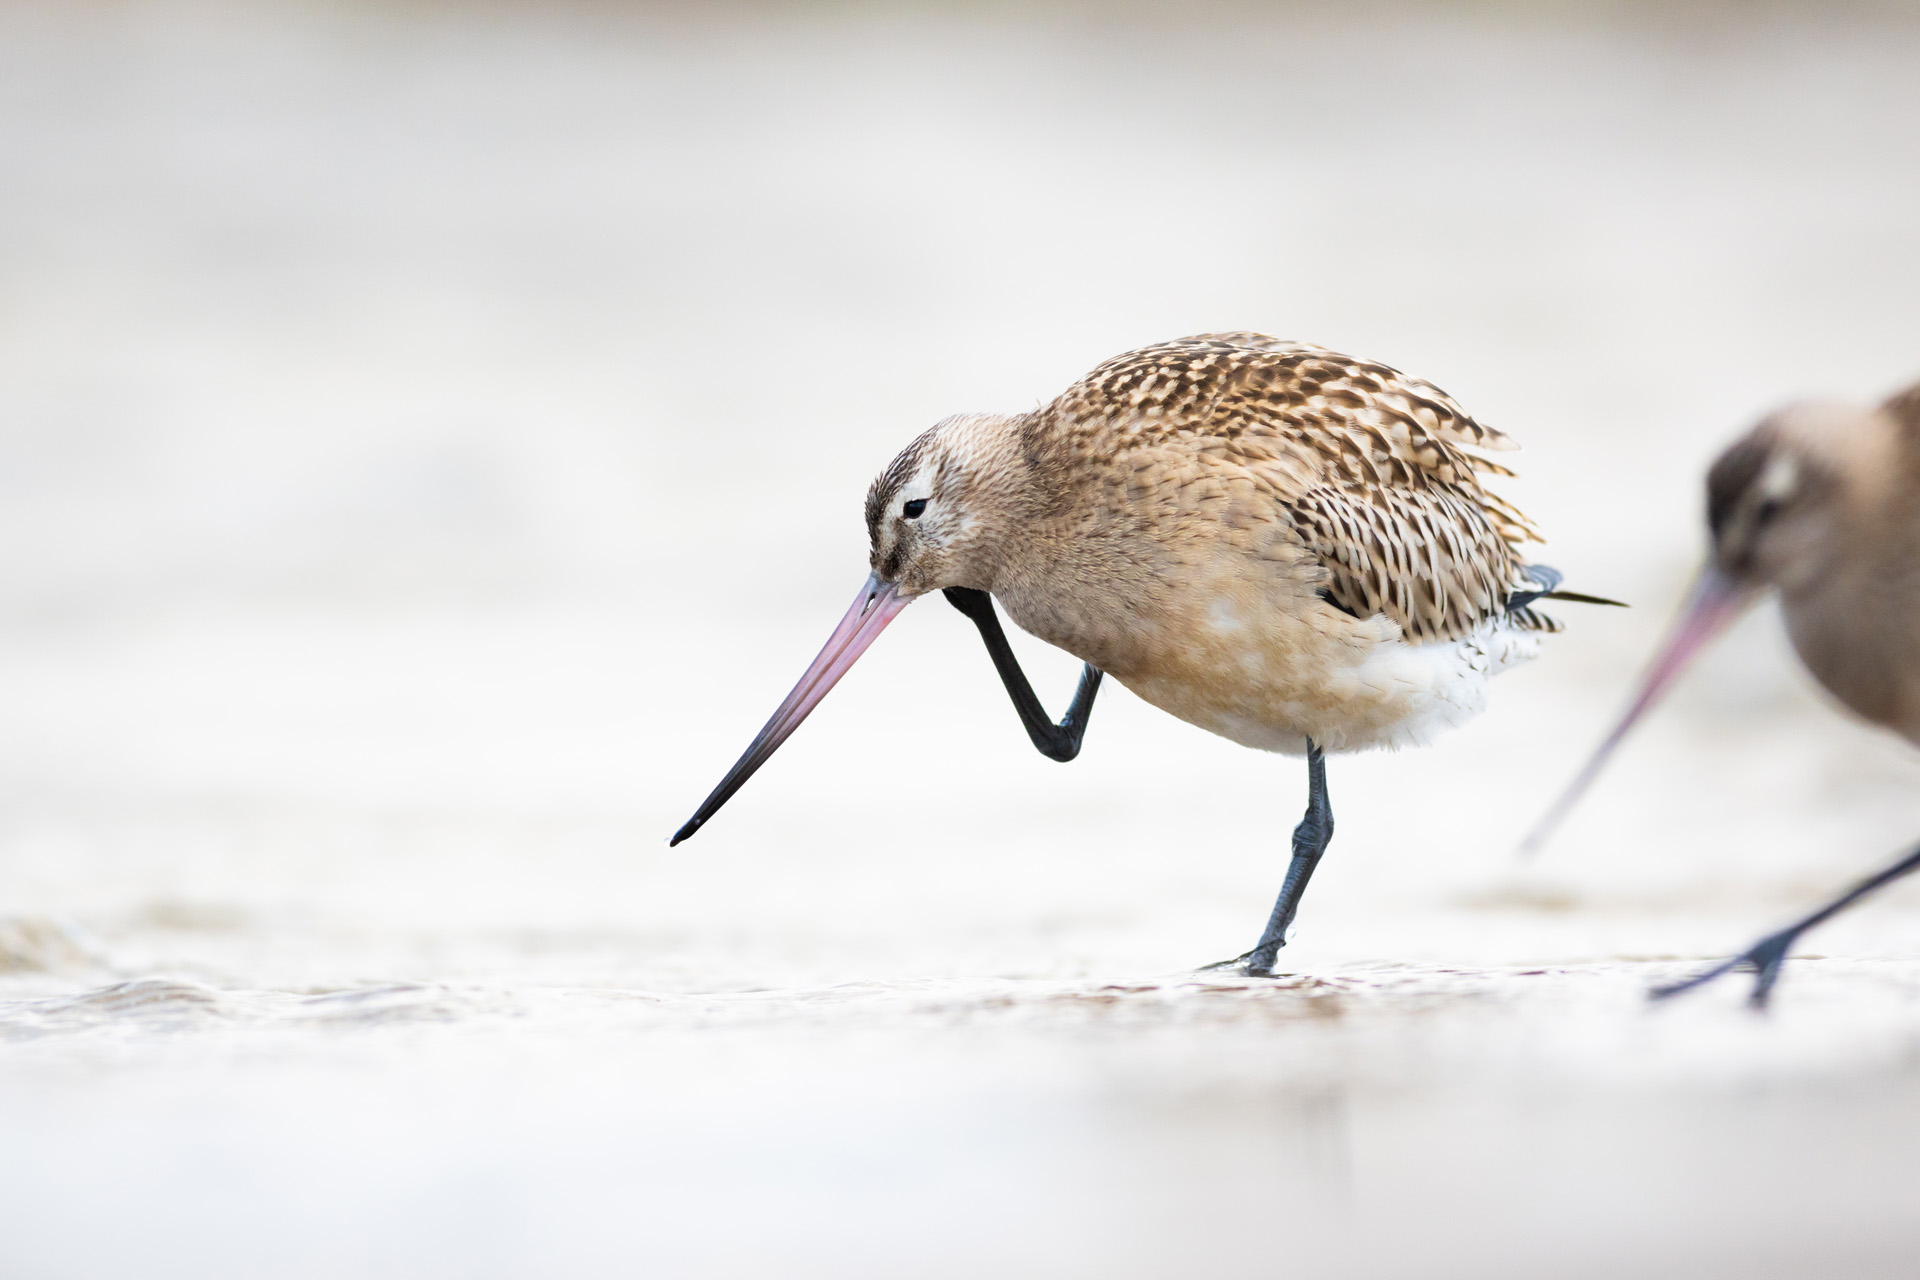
[1759,453,1799,500]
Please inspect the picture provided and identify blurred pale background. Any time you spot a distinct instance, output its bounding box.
[2,2,1919,1276]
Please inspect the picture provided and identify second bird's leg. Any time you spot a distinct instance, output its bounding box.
[1650,839,1920,1009]
[943,587,1102,762]
[1205,742,1334,978]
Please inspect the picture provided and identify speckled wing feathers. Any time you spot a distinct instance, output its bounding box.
[1027,333,1551,644]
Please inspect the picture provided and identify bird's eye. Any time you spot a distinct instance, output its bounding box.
[903,498,927,519]
[1755,498,1783,524]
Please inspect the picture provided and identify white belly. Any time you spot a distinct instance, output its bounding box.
[1120,612,1543,756]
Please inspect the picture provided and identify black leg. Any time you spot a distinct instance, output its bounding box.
[1650,840,1920,1009]
[1204,741,1334,977]
[943,587,1102,762]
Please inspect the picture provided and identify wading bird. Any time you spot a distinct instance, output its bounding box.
[673,333,1617,974]
[1525,381,1920,1006]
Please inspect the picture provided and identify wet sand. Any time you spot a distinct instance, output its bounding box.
[2,2,1920,1275]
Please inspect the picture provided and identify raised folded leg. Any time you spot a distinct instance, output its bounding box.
[943,587,1101,762]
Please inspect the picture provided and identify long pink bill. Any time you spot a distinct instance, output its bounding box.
[1518,566,1753,858]
[670,573,913,846]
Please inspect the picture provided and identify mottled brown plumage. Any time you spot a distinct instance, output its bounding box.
[1025,333,1551,645]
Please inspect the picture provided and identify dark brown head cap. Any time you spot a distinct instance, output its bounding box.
[1703,399,1875,590]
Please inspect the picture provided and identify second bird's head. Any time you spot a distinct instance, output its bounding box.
[1621,395,1903,701]
[1704,400,1884,600]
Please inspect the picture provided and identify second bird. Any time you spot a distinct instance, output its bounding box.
[673,333,1616,974]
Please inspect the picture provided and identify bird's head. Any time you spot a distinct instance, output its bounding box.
[862,413,1024,599]
[669,411,1026,847]
[1705,403,1862,597]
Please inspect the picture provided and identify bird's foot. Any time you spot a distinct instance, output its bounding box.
[1648,926,1799,1010]
[1199,945,1284,979]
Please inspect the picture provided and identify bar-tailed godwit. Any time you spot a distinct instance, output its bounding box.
[1526,380,1920,1005]
[674,333,1618,974]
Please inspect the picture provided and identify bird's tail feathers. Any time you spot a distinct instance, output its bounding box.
[1540,588,1629,608]
[1506,564,1627,612]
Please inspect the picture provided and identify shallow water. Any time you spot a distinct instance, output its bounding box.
[2,2,1920,1275]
